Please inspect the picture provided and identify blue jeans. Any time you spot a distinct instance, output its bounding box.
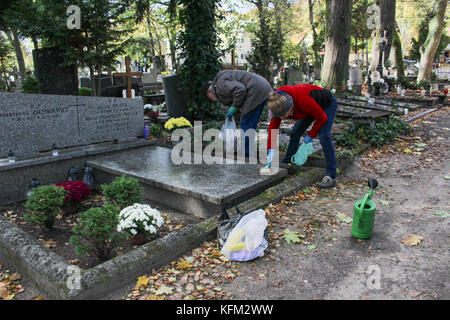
[240,99,267,157]
[283,96,338,179]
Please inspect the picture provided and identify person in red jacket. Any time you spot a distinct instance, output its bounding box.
[266,84,338,188]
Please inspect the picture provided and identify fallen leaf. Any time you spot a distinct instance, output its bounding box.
[34,296,44,300]
[336,213,352,224]
[282,228,304,244]
[136,276,150,288]
[145,294,164,300]
[9,272,21,281]
[401,234,424,246]
[176,260,192,270]
[155,285,173,296]
[434,210,449,218]
[307,245,317,250]
[380,200,390,207]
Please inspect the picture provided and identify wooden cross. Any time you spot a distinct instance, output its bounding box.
[113,56,143,98]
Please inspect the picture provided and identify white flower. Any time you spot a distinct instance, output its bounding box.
[117,203,164,236]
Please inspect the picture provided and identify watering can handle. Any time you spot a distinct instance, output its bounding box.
[358,190,373,229]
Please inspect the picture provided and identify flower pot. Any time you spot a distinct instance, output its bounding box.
[129,233,149,245]
[374,86,381,96]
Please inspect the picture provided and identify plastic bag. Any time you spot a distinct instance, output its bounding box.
[219,209,268,261]
[291,142,313,166]
[219,116,239,153]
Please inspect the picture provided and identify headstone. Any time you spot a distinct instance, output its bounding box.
[0,92,144,160]
[142,69,158,83]
[163,75,188,117]
[32,48,78,96]
[286,69,302,85]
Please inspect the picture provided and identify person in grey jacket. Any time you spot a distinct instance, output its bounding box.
[202,70,273,157]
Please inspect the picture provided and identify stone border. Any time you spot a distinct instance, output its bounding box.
[0,214,217,299]
[0,144,368,299]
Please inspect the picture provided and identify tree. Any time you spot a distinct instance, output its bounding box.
[177,0,222,120]
[417,0,448,82]
[390,23,405,77]
[0,34,14,90]
[320,0,352,89]
[369,0,396,75]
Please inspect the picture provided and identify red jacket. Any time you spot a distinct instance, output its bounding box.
[267,84,331,149]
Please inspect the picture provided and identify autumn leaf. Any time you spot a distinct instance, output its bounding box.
[444,176,450,180]
[282,228,304,244]
[434,210,449,218]
[154,285,173,296]
[401,234,424,246]
[176,260,192,270]
[136,276,150,288]
[380,200,390,207]
[145,294,164,300]
[403,148,412,154]
[307,245,317,250]
[9,272,21,281]
[336,213,352,224]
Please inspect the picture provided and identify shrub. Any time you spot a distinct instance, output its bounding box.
[79,87,93,96]
[24,185,67,230]
[335,118,410,148]
[55,181,92,207]
[117,204,164,239]
[21,75,41,94]
[69,205,121,262]
[148,124,162,137]
[101,175,143,209]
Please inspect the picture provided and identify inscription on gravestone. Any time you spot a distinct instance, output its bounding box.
[0,92,144,159]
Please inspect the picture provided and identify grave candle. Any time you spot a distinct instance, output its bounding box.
[8,150,15,164]
[52,144,59,157]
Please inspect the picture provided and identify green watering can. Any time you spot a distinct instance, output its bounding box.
[351,179,378,239]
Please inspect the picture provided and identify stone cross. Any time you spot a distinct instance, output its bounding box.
[114,56,143,98]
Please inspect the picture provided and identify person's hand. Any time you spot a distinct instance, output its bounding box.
[267,149,275,167]
[304,135,313,144]
[226,106,237,118]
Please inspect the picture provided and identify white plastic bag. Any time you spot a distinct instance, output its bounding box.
[219,116,239,153]
[220,209,268,261]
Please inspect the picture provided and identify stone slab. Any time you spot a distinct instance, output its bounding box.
[0,92,144,159]
[87,146,288,217]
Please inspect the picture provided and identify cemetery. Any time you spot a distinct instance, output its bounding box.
[0,0,449,303]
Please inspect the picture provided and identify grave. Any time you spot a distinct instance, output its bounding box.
[0,92,146,205]
[87,146,288,218]
[163,74,188,117]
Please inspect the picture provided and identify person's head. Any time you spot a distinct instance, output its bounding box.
[267,91,294,119]
[201,81,217,102]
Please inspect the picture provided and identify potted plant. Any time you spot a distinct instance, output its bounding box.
[55,181,92,215]
[117,204,164,245]
[373,79,384,96]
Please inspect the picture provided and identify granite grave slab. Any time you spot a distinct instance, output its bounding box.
[87,146,288,217]
[0,92,144,159]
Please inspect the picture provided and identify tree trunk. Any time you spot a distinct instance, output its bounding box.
[321,0,352,89]
[369,0,396,74]
[6,29,26,81]
[390,24,405,78]
[32,37,39,50]
[308,0,321,80]
[417,0,447,82]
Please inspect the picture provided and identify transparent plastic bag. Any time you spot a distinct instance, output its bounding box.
[219,116,239,153]
[220,209,268,261]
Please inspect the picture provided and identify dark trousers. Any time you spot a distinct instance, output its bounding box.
[283,96,338,179]
[240,99,267,157]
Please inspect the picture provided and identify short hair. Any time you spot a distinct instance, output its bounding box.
[267,92,293,117]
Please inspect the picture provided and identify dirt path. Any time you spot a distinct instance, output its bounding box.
[220,107,449,300]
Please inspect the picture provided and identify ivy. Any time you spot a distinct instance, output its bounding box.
[177,0,223,121]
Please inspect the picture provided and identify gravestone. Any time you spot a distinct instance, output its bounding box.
[32,48,78,96]
[88,146,287,217]
[143,70,158,83]
[0,92,144,160]
[286,69,302,85]
[349,66,362,94]
[163,75,188,117]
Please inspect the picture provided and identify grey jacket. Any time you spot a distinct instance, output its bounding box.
[211,70,273,116]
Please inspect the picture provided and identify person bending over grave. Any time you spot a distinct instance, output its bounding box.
[266,84,338,189]
[202,70,273,157]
